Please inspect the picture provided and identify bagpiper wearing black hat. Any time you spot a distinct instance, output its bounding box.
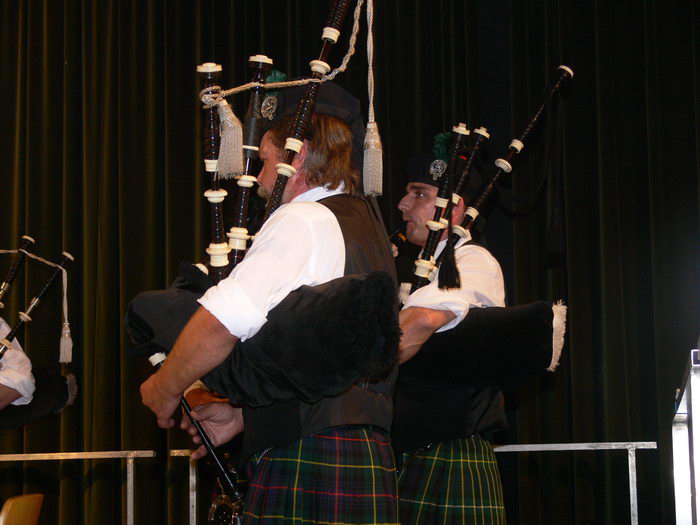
[139,79,402,525]
[393,135,509,524]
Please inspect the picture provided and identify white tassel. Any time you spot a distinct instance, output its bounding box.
[547,300,567,371]
[363,122,383,196]
[216,99,244,178]
[59,321,72,363]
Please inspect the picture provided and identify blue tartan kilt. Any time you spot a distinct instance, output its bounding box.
[242,425,400,525]
[397,436,506,525]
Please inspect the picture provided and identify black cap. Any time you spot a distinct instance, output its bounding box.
[405,149,489,201]
[264,81,366,170]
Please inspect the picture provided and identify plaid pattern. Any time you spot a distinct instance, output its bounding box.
[397,437,506,525]
[242,426,400,524]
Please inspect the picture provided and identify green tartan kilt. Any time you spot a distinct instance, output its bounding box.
[397,436,506,525]
[242,425,400,525]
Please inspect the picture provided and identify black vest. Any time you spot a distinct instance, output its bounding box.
[391,240,507,455]
[240,195,397,461]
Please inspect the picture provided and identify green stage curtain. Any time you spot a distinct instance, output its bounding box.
[0,1,698,524]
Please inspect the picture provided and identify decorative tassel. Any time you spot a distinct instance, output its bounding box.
[363,122,383,196]
[437,243,461,289]
[59,320,72,363]
[216,99,244,178]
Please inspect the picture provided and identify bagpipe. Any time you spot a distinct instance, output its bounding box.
[401,66,575,391]
[0,237,76,429]
[126,0,392,520]
[0,237,74,364]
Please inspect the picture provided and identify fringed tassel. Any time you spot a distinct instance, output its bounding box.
[59,321,73,363]
[363,122,383,196]
[216,99,244,178]
[547,300,567,371]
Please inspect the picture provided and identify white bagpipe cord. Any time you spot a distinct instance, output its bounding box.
[362,0,382,196]
[217,0,366,99]
[0,249,72,363]
[198,0,367,180]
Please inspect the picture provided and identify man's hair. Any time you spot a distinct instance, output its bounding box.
[266,113,361,196]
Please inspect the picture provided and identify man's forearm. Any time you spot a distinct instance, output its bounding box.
[398,306,455,364]
[155,306,238,397]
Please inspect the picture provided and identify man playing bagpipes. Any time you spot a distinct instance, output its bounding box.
[139,81,401,525]
[391,141,566,523]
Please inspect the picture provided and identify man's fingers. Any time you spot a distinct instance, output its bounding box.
[191,444,208,460]
[157,417,175,429]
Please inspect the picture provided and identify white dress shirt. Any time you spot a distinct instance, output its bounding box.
[199,186,347,341]
[402,238,506,332]
[0,316,35,405]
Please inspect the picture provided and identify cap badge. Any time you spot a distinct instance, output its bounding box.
[429,159,448,180]
[261,95,277,120]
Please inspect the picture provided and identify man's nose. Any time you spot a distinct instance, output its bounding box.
[397,194,410,212]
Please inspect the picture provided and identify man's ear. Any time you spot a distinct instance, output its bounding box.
[451,195,466,223]
[291,140,309,171]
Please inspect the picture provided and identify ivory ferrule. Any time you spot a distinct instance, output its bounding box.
[473,127,490,138]
[494,158,513,173]
[453,123,470,135]
[510,139,524,153]
[227,228,250,250]
[206,243,231,267]
[452,224,472,240]
[322,27,340,43]
[309,60,331,75]
[435,197,449,208]
[249,54,273,65]
[276,163,296,178]
[197,63,222,73]
[451,194,462,204]
[285,138,303,153]
[204,189,228,203]
[242,145,259,152]
[237,175,257,188]
[204,159,218,173]
[414,258,436,278]
[465,207,480,220]
[426,220,447,231]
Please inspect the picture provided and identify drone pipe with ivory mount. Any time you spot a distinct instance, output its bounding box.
[197,62,231,284]
[440,65,574,264]
[261,0,352,223]
[410,123,470,293]
[0,235,35,309]
[0,251,73,361]
[228,55,273,268]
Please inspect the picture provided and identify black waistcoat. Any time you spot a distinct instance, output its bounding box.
[240,194,398,461]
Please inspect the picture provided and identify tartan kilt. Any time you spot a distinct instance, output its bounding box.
[397,437,506,525]
[242,426,400,525]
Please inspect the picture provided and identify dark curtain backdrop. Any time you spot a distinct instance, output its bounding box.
[0,1,698,524]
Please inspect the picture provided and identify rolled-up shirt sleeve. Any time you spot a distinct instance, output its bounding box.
[0,318,35,405]
[198,201,345,341]
[402,241,505,333]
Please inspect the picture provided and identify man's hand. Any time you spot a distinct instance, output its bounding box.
[180,402,244,460]
[399,306,456,364]
[139,307,238,430]
[140,373,181,429]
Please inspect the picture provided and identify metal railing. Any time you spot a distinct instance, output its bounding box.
[0,450,156,525]
[494,441,657,525]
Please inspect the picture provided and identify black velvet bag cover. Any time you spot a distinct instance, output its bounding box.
[124,262,212,357]
[202,270,399,406]
[399,301,555,391]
